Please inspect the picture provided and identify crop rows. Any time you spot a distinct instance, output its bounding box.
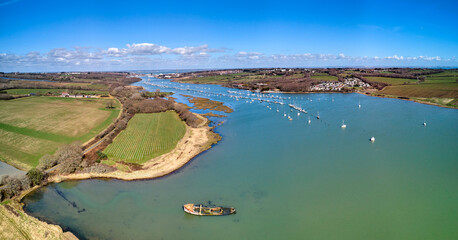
[104,112,186,164]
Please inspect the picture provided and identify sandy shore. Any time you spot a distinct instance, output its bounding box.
[8,113,218,240]
[49,114,218,182]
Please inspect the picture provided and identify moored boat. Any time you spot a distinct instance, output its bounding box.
[183,203,236,216]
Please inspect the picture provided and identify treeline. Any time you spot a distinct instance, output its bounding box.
[0,169,45,201]
[0,72,140,83]
[0,72,141,93]
[353,74,389,90]
[373,68,443,76]
[82,86,202,164]
[0,141,114,201]
[111,86,201,127]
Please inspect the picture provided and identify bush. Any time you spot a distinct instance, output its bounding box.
[96,150,107,161]
[37,154,58,170]
[37,142,84,174]
[0,176,24,200]
[26,168,45,186]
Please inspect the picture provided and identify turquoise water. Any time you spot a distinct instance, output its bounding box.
[23,77,458,240]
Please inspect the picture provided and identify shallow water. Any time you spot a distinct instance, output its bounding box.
[23,76,458,240]
[0,161,24,178]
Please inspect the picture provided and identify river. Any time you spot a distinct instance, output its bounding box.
[23,75,458,240]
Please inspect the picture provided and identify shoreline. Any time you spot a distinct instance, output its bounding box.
[173,78,456,109]
[356,91,458,109]
[6,113,219,240]
[48,114,217,182]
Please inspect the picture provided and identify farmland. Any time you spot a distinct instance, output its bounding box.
[373,70,458,107]
[4,88,108,96]
[0,96,120,169]
[103,112,186,164]
[310,73,338,81]
[365,76,418,85]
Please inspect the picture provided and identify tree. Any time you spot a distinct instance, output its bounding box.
[106,99,115,109]
[96,150,108,163]
[130,92,143,100]
[37,154,58,170]
[26,168,44,186]
[55,142,83,174]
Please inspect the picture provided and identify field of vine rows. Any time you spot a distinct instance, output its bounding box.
[103,111,186,164]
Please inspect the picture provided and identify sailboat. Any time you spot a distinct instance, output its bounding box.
[341,120,347,128]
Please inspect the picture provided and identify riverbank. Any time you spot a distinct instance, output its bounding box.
[0,200,77,240]
[1,112,219,240]
[357,90,458,109]
[48,114,219,182]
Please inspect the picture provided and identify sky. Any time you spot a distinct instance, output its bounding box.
[0,0,457,72]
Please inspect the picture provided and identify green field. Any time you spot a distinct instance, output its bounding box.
[379,83,458,99]
[0,96,120,169]
[366,76,418,85]
[374,71,458,107]
[182,72,256,84]
[311,73,338,81]
[104,112,186,164]
[423,70,458,83]
[5,89,108,95]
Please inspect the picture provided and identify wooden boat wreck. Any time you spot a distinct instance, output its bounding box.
[183,203,236,216]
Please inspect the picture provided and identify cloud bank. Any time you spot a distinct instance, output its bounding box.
[0,43,455,72]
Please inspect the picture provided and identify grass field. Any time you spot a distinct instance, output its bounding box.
[8,80,109,91]
[423,70,458,83]
[5,89,108,95]
[104,112,186,164]
[379,83,458,99]
[311,73,338,81]
[366,76,418,85]
[0,97,120,169]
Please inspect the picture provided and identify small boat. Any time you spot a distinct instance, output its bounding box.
[183,204,236,216]
[341,120,347,128]
[370,137,375,142]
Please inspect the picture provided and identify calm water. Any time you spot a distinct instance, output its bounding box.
[0,161,24,178]
[23,76,458,240]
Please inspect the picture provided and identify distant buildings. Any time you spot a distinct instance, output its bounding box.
[60,92,98,98]
[310,78,370,91]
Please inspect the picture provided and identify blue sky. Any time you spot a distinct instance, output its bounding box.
[0,0,457,71]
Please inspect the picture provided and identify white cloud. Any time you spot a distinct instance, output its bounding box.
[0,44,455,72]
[125,43,170,55]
